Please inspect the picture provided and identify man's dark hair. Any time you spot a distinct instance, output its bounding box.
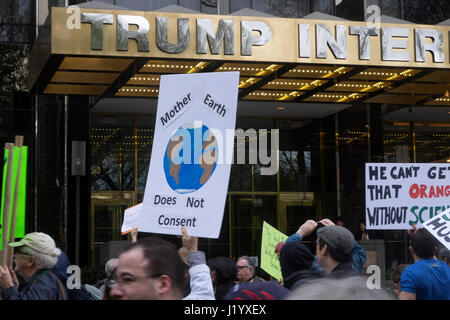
[208,256,237,285]
[122,237,186,294]
[318,238,352,264]
[411,229,437,259]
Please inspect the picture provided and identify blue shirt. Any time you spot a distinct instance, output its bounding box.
[400,259,450,300]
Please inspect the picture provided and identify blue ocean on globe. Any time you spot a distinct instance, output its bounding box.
[163,122,218,194]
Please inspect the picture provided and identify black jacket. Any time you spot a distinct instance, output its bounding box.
[329,260,359,279]
[283,269,319,290]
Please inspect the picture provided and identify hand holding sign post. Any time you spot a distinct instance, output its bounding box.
[121,203,142,235]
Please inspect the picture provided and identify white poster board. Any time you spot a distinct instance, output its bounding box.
[121,203,142,235]
[423,208,450,251]
[138,72,239,238]
[365,163,450,230]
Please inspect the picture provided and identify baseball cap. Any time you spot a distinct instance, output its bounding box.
[9,232,60,257]
[317,226,355,255]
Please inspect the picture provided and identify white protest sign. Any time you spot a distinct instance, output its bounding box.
[423,208,450,251]
[121,203,142,235]
[138,72,239,238]
[365,163,450,230]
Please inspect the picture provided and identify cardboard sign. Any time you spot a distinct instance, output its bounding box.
[0,146,27,251]
[138,72,239,238]
[423,208,450,251]
[260,221,288,281]
[365,163,450,230]
[121,203,142,235]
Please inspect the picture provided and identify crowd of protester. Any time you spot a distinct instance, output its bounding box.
[0,217,449,300]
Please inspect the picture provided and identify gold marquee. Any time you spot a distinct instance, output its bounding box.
[29,7,450,106]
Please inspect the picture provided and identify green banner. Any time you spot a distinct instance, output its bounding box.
[0,146,27,251]
[260,221,288,281]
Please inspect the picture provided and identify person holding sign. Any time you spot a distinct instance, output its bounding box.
[108,236,187,300]
[0,232,67,300]
[179,227,215,300]
[399,228,450,300]
[108,227,214,300]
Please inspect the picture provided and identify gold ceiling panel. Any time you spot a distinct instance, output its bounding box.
[59,57,133,72]
[115,86,159,97]
[238,77,263,89]
[44,84,107,95]
[350,68,421,81]
[415,71,450,83]
[139,60,208,74]
[262,79,327,90]
[363,94,429,104]
[50,71,120,84]
[325,81,390,93]
[282,66,352,79]
[242,90,305,101]
[304,92,364,103]
[425,96,450,106]
[218,63,282,76]
[126,74,161,86]
[388,83,450,95]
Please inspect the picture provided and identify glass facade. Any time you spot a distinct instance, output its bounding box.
[89,106,450,274]
[1,0,449,280]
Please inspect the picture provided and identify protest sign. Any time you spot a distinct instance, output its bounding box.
[0,136,26,266]
[138,72,239,238]
[423,208,450,251]
[121,203,142,235]
[365,163,450,230]
[260,221,288,281]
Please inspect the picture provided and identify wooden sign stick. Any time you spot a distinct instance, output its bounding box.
[7,136,24,267]
[1,143,15,266]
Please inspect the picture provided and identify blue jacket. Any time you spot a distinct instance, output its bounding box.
[52,252,93,300]
[1,269,68,300]
[286,233,366,277]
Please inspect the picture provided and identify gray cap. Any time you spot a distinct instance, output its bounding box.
[317,226,355,255]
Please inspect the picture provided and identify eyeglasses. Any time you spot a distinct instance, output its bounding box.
[236,265,250,271]
[107,273,162,288]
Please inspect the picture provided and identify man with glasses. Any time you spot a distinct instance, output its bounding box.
[108,236,187,300]
[236,256,263,283]
[108,227,214,300]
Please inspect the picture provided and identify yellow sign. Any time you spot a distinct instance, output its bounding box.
[52,7,450,69]
[260,221,288,281]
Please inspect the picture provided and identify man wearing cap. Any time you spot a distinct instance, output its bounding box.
[286,219,366,278]
[0,232,68,300]
[316,224,359,278]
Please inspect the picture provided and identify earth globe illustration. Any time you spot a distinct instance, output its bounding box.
[163,121,218,194]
